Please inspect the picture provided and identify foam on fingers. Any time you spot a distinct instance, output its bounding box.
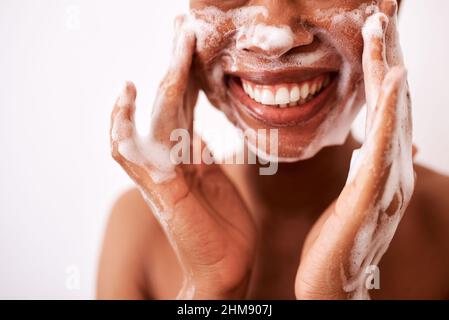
[169,18,196,87]
[149,16,197,139]
[362,12,389,111]
[349,66,408,186]
[375,66,408,130]
[110,82,178,185]
[111,82,137,143]
[383,2,404,67]
[342,66,413,299]
[117,81,137,108]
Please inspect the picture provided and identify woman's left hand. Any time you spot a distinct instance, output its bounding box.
[295,0,415,299]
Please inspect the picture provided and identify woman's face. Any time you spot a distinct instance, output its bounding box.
[189,0,387,161]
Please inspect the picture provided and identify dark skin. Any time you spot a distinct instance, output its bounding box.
[98,165,449,299]
[97,0,449,299]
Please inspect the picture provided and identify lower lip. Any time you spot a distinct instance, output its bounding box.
[228,76,337,127]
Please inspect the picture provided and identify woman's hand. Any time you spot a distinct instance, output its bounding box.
[110,16,256,299]
[295,0,415,299]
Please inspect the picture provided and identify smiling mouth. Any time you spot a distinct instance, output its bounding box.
[228,71,338,127]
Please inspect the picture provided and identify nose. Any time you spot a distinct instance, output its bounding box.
[236,0,314,58]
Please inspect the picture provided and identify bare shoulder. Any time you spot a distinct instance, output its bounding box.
[97,188,181,299]
[412,164,449,231]
[372,164,449,299]
[404,164,449,256]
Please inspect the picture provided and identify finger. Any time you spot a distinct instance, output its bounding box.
[380,0,404,67]
[111,82,190,215]
[338,67,408,248]
[362,12,389,112]
[351,66,409,192]
[110,81,138,163]
[297,68,411,299]
[110,82,165,186]
[339,68,411,295]
[150,15,197,144]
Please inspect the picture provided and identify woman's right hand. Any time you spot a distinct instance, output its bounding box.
[110,16,256,299]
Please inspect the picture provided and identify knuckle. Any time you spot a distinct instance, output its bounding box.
[110,143,123,162]
[111,148,122,162]
[159,77,179,99]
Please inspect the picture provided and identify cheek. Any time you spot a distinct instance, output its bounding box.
[330,23,364,65]
[192,21,235,94]
[308,3,376,75]
[191,9,238,70]
[195,24,232,63]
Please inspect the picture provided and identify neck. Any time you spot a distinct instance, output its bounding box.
[224,134,360,221]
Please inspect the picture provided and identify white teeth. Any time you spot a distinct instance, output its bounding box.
[246,84,254,98]
[290,86,300,102]
[300,82,309,99]
[254,88,262,103]
[243,83,249,97]
[275,87,290,105]
[261,89,275,105]
[241,74,331,108]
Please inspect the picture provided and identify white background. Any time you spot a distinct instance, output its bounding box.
[0,0,448,299]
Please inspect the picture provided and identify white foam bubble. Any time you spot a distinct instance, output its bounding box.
[187,6,267,52]
[236,23,295,55]
[341,66,414,299]
[112,90,177,186]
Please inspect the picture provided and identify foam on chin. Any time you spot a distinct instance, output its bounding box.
[289,3,386,162]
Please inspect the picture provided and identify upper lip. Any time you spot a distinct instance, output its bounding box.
[224,67,339,85]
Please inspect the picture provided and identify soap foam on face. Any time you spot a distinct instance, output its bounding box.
[188,3,373,162]
[189,3,413,299]
[187,3,390,164]
[186,2,413,299]
[187,6,268,52]
[236,23,295,55]
[275,3,384,161]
